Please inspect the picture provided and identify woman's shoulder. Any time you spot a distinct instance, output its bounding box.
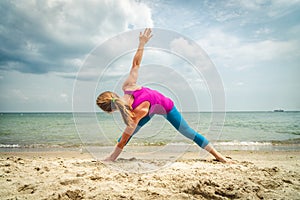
[122,85,142,93]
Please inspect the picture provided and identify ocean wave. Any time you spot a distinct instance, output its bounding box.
[275,131,300,135]
[0,144,20,148]
[0,143,82,149]
[214,141,273,146]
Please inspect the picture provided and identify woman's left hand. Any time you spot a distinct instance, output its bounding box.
[102,156,115,162]
[139,28,153,44]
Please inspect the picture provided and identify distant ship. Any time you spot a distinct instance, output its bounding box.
[274,109,284,112]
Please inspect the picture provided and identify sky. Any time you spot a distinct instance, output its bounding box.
[0,0,299,112]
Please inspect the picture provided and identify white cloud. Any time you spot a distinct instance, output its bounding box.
[170,37,200,58]
[170,37,212,71]
[205,0,300,25]
[198,28,300,70]
[254,27,272,37]
[0,0,153,74]
[238,39,298,61]
[265,0,300,17]
[228,0,300,12]
[119,0,153,29]
[234,0,268,10]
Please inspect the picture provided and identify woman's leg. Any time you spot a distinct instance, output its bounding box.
[165,106,209,148]
[118,114,153,145]
[165,106,231,163]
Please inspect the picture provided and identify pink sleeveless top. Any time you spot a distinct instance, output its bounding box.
[124,87,174,115]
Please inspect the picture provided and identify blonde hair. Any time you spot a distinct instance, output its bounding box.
[96,91,134,126]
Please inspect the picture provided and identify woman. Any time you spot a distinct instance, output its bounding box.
[97,28,231,163]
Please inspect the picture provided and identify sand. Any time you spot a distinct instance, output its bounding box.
[0,149,299,200]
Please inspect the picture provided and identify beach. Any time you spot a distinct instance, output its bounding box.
[0,149,299,200]
[1,112,299,199]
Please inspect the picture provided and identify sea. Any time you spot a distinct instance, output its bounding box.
[0,111,299,152]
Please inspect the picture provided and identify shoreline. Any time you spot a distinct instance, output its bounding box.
[0,140,299,153]
[1,149,299,199]
[1,148,299,165]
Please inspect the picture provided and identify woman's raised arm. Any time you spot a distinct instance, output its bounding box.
[122,28,153,91]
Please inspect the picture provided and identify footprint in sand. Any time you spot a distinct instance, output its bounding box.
[17,184,36,194]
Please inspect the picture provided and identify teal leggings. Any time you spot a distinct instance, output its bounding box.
[118,106,209,148]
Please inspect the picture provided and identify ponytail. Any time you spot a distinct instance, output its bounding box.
[96,91,134,127]
[113,97,134,127]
